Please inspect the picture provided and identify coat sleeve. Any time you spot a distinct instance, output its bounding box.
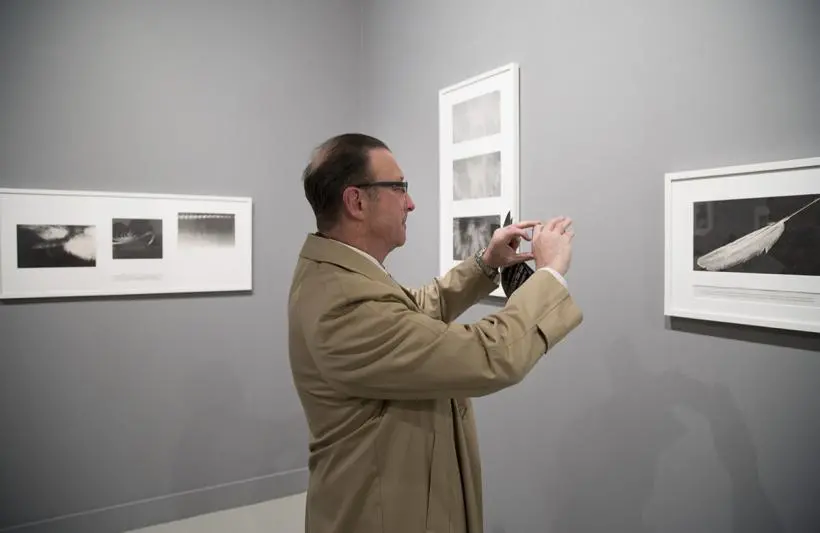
[406,257,498,323]
[300,269,583,400]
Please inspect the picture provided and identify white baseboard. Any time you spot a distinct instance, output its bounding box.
[0,468,307,533]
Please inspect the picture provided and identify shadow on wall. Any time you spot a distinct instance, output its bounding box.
[543,339,783,533]
[669,317,820,353]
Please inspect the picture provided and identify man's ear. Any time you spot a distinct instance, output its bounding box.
[341,186,366,221]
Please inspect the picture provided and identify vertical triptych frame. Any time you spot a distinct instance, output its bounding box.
[438,63,520,298]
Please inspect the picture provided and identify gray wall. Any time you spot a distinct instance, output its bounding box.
[362,1,820,532]
[0,1,361,531]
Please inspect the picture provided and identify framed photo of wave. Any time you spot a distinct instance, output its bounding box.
[0,187,253,299]
[664,157,820,333]
[438,62,519,299]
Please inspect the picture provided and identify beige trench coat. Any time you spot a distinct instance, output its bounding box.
[288,234,583,533]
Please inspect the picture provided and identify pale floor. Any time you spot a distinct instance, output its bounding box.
[125,492,306,533]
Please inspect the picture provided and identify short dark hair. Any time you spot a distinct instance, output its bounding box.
[302,133,389,232]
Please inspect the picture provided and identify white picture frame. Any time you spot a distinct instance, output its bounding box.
[438,62,520,299]
[0,187,253,299]
[664,157,820,333]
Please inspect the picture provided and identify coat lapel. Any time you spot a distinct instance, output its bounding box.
[299,234,422,311]
[299,234,403,287]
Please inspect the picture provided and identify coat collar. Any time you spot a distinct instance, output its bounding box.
[299,233,396,286]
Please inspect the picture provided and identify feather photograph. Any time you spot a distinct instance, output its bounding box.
[693,194,820,275]
[665,157,820,333]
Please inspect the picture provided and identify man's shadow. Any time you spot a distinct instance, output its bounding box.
[546,340,783,533]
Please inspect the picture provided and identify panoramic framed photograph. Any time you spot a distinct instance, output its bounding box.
[438,62,519,298]
[0,187,253,299]
[664,157,820,333]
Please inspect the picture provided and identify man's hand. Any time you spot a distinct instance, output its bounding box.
[532,216,574,275]
[481,220,540,269]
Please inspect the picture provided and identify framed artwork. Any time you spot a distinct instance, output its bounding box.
[0,187,253,299]
[438,62,520,299]
[664,157,820,333]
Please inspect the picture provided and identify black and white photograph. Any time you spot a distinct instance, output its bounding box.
[665,158,820,333]
[453,215,500,261]
[178,212,235,249]
[16,224,97,268]
[452,90,501,144]
[693,193,820,275]
[453,151,501,200]
[112,218,163,259]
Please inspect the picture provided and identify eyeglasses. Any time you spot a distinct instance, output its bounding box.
[350,181,408,193]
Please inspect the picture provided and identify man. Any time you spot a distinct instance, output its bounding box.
[288,133,582,533]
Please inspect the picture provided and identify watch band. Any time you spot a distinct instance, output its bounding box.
[474,247,499,281]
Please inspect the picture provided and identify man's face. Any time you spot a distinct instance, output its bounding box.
[365,148,415,250]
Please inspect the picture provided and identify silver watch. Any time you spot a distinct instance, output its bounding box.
[474,247,499,281]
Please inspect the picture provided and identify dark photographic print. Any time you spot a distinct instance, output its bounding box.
[452,90,501,144]
[178,212,235,249]
[112,218,163,259]
[453,215,500,260]
[453,152,501,200]
[693,194,820,275]
[16,224,97,268]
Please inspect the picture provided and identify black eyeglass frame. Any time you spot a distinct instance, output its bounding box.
[349,181,408,193]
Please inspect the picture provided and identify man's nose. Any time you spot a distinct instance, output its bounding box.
[406,193,416,211]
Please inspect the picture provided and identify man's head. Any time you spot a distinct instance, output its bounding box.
[302,133,415,260]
